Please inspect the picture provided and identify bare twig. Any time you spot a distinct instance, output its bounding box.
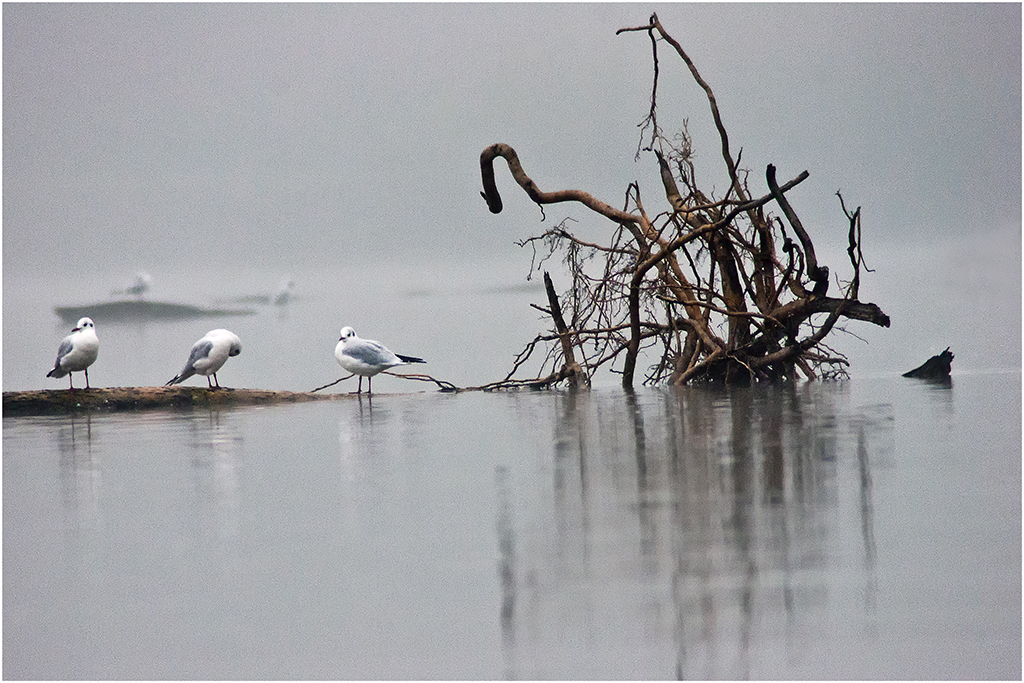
[380,372,459,392]
[311,375,354,393]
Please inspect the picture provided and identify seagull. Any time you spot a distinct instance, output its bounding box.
[112,271,152,298]
[166,329,242,388]
[273,277,295,306]
[125,271,152,297]
[335,326,425,394]
[47,317,100,389]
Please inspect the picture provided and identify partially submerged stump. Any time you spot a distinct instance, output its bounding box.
[902,348,954,379]
[2,386,342,416]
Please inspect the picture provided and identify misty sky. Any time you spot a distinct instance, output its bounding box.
[3,3,1021,282]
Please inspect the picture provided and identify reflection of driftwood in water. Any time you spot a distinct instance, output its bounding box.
[902,348,954,379]
[54,300,256,325]
[3,386,344,416]
[492,384,886,678]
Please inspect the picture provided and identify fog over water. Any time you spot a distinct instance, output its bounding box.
[4,4,1020,274]
[3,4,1021,390]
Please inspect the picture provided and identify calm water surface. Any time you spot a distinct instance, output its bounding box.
[4,372,1020,679]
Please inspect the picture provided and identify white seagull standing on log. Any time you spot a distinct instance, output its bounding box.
[166,329,242,388]
[47,317,100,389]
[334,326,425,394]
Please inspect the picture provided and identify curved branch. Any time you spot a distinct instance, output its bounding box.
[480,143,640,225]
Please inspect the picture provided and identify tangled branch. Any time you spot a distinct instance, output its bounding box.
[479,13,889,389]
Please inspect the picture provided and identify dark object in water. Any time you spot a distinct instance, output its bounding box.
[54,300,256,325]
[902,347,954,379]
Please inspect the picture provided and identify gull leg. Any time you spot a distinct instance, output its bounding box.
[84,368,90,389]
[68,374,75,390]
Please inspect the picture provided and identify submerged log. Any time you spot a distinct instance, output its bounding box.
[2,386,346,416]
[902,348,954,379]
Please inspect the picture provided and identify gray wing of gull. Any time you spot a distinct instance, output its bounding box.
[347,340,399,366]
[184,339,214,370]
[55,338,74,363]
[167,339,214,384]
[48,337,74,376]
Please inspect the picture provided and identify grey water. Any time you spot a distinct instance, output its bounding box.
[3,252,1022,679]
[4,373,1020,679]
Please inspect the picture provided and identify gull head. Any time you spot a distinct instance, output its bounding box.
[339,326,357,342]
[208,329,242,357]
[74,317,95,332]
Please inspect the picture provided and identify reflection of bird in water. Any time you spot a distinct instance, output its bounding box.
[166,329,242,389]
[273,277,295,306]
[335,326,425,394]
[47,317,100,389]
[113,271,152,298]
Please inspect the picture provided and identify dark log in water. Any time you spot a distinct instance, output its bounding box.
[54,300,256,325]
[902,348,954,379]
[2,386,348,416]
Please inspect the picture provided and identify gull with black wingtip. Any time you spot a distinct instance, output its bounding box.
[334,326,425,395]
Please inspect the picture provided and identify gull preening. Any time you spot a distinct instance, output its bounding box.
[47,317,100,389]
[166,329,242,388]
[335,326,425,394]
